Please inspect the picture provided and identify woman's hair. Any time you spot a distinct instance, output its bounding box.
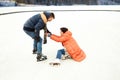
[60,27,68,33]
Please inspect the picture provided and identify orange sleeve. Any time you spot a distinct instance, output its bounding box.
[50,34,69,42]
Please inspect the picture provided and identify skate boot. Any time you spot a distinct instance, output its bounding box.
[32,49,37,54]
[36,54,47,62]
[62,54,71,60]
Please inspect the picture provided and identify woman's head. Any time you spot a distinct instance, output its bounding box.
[60,27,68,35]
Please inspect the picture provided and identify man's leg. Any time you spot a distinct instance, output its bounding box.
[24,30,37,54]
[36,37,42,54]
[33,40,37,54]
[36,37,47,61]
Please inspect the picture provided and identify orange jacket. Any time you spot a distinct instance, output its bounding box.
[50,31,86,62]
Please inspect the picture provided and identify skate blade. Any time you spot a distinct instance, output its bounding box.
[49,62,60,66]
[37,58,47,62]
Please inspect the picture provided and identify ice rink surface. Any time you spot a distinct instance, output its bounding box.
[0,6,120,80]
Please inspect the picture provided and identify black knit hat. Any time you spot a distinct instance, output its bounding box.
[60,27,68,33]
[43,11,55,19]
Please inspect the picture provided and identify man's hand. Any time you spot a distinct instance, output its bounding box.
[47,33,52,37]
[43,38,47,44]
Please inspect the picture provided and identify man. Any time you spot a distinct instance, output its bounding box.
[23,11,55,62]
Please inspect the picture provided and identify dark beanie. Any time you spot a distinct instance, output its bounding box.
[60,27,68,33]
[43,11,55,19]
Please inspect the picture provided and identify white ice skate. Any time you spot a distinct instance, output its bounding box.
[49,59,60,66]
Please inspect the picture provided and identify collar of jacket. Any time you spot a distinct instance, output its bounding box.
[40,13,47,24]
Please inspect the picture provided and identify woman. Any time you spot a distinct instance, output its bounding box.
[48,27,86,65]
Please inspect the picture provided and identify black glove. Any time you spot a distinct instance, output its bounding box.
[48,32,52,37]
[49,32,52,35]
[43,38,47,44]
[34,36,40,42]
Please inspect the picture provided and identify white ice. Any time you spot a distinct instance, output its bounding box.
[0,6,120,80]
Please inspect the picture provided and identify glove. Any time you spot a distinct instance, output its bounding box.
[34,36,40,42]
[48,32,52,37]
[43,38,47,44]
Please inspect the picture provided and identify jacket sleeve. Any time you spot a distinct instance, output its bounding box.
[47,29,50,33]
[44,25,50,33]
[50,34,69,42]
[34,20,44,37]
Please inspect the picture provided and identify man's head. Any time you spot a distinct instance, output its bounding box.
[43,11,55,22]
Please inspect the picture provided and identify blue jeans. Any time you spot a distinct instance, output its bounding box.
[56,49,65,59]
[24,30,42,54]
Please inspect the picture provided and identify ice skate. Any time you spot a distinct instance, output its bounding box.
[36,54,47,62]
[49,59,60,66]
[61,54,71,60]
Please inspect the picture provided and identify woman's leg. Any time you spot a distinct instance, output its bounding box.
[56,49,65,59]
